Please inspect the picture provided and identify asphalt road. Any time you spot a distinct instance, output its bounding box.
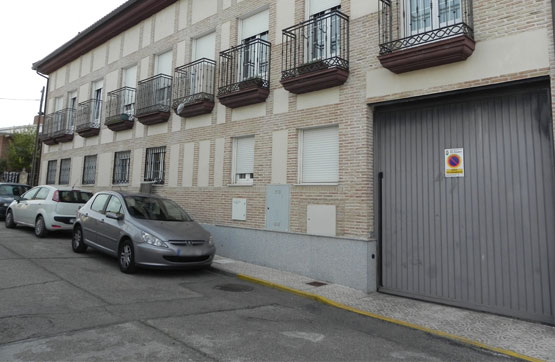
[0,222,518,362]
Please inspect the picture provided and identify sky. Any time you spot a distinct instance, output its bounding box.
[0,0,128,128]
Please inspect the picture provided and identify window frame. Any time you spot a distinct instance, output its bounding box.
[82,155,97,185]
[297,125,339,185]
[58,158,71,185]
[46,160,57,185]
[231,136,255,185]
[144,146,166,184]
[113,151,131,185]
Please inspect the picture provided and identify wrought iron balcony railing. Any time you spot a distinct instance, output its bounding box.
[51,108,75,142]
[75,99,102,137]
[281,9,349,87]
[378,0,474,73]
[172,58,216,117]
[218,38,271,108]
[135,74,172,125]
[106,87,136,131]
[39,114,57,145]
[379,0,473,54]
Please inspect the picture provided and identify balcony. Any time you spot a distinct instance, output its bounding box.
[173,58,216,118]
[281,10,349,94]
[39,115,57,145]
[217,39,271,108]
[135,74,172,125]
[75,100,102,138]
[106,87,136,131]
[51,108,75,143]
[378,0,474,74]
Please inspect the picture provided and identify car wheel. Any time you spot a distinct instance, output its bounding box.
[34,215,47,238]
[119,240,137,274]
[72,226,87,253]
[5,210,16,228]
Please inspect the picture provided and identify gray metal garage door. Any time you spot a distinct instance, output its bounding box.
[375,82,555,323]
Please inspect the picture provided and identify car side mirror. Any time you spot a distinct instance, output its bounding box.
[106,212,124,221]
[14,196,21,202]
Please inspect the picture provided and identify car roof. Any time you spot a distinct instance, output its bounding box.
[34,185,93,192]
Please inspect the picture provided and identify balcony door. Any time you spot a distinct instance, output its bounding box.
[240,10,269,82]
[155,51,172,105]
[67,91,77,130]
[308,0,341,62]
[123,65,137,115]
[92,80,103,124]
[54,97,63,132]
[191,32,216,95]
[408,0,462,35]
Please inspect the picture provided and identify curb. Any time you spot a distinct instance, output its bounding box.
[237,273,545,362]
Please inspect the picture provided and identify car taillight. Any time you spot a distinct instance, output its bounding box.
[52,190,59,202]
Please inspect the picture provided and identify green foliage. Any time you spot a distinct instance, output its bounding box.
[6,126,36,172]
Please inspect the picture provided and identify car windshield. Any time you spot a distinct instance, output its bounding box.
[124,196,193,222]
[0,185,30,197]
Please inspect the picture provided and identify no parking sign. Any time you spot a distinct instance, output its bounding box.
[445,148,464,177]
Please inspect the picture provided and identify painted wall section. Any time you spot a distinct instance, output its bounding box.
[105,70,119,94]
[147,123,168,136]
[79,84,89,101]
[142,19,152,48]
[191,0,217,24]
[214,138,225,187]
[217,104,226,124]
[140,57,150,80]
[108,36,122,64]
[168,144,180,187]
[185,114,212,129]
[350,0,378,20]
[92,45,107,71]
[197,140,211,187]
[171,114,182,132]
[70,156,83,186]
[297,87,340,110]
[131,149,142,187]
[116,130,132,142]
[155,4,176,42]
[55,67,66,89]
[97,153,112,187]
[232,103,266,121]
[69,60,80,83]
[100,128,114,144]
[81,52,91,77]
[273,88,289,114]
[220,22,231,51]
[367,29,551,100]
[275,0,296,44]
[123,25,140,56]
[178,0,188,30]
[271,130,288,184]
[182,142,195,187]
[176,40,187,67]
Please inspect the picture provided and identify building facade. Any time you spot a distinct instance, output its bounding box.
[33,0,555,324]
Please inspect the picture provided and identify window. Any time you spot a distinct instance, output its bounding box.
[46,160,57,185]
[113,151,131,184]
[82,155,97,185]
[310,5,341,61]
[190,32,216,94]
[0,185,29,196]
[21,188,39,200]
[54,97,64,132]
[239,10,269,81]
[155,51,173,105]
[232,136,255,184]
[34,188,50,200]
[298,126,339,184]
[58,158,71,185]
[105,196,123,214]
[67,91,78,129]
[144,147,166,184]
[90,194,110,213]
[408,0,461,34]
[92,80,103,123]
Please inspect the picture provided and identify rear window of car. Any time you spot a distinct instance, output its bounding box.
[0,185,29,196]
[59,191,93,204]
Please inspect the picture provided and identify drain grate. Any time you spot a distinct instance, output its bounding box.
[306,281,327,287]
[214,283,254,292]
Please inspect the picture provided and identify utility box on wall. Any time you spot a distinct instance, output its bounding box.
[232,198,247,221]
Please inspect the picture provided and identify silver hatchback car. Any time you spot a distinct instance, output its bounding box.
[72,191,215,273]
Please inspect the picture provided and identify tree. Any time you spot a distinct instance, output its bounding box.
[5,126,36,172]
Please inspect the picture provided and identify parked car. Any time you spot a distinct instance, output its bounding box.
[0,183,30,219]
[71,191,215,273]
[5,185,93,237]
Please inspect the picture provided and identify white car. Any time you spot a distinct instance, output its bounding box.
[5,185,93,238]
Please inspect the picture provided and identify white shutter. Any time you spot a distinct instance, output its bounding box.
[155,51,173,75]
[241,10,269,40]
[302,126,338,183]
[123,65,137,87]
[309,0,340,15]
[194,32,216,60]
[236,136,255,174]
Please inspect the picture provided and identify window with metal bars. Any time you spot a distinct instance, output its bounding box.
[82,155,97,185]
[46,160,57,185]
[113,151,131,184]
[58,158,71,185]
[144,147,166,184]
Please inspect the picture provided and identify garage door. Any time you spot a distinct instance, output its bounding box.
[375,81,555,323]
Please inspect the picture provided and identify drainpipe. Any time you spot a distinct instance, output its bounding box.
[30,71,49,186]
[552,0,555,55]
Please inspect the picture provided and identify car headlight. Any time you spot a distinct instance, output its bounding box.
[1,203,8,207]
[208,235,214,246]
[140,231,168,248]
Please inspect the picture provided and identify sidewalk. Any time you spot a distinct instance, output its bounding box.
[212,256,555,362]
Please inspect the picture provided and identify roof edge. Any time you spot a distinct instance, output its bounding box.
[32,0,178,74]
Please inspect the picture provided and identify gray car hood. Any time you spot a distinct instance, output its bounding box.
[133,219,210,241]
